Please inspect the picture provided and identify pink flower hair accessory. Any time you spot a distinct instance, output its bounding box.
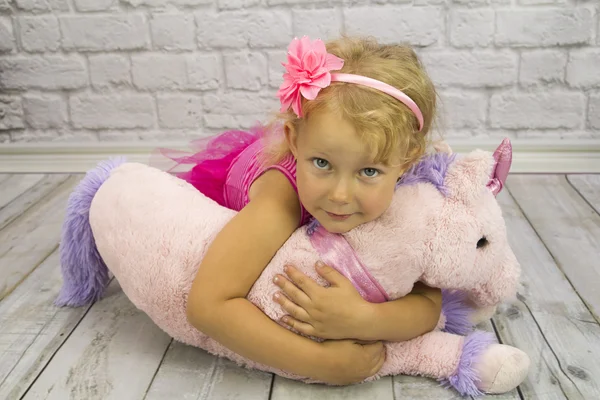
[276,36,424,132]
[276,36,344,118]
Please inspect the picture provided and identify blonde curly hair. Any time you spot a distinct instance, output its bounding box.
[261,34,438,173]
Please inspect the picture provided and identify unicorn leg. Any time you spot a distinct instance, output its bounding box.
[439,289,476,335]
[440,290,499,330]
[380,330,529,396]
[469,305,498,326]
[469,341,530,394]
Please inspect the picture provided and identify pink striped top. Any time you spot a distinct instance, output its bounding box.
[223,139,311,226]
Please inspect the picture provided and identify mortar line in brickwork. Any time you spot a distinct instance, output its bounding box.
[13,15,22,51]
[563,49,570,84]
[443,4,449,48]
[585,93,591,130]
[220,51,227,99]
[594,8,600,46]
[66,0,75,13]
[70,58,88,133]
[145,10,153,50]
[84,55,92,93]
[151,93,159,130]
[516,49,522,88]
[485,88,492,130]
[192,11,200,54]
[128,54,134,89]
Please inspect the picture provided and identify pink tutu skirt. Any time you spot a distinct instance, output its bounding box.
[152,125,265,209]
[152,123,312,225]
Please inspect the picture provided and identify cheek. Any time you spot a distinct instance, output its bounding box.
[360,185,394,215]
[296,168,321,203]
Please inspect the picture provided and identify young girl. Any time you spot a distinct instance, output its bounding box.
[157,35,441,385]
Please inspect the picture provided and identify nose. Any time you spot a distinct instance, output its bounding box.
[328,178,353,205]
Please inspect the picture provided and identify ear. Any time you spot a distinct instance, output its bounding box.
[433,140,453,154]
[444,149,495,204]
[486,138,512,196]
[284,122,299,159]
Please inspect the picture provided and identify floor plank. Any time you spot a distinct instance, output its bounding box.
[22,279,172,400]
[0,250,90,400]
[1,172,597,400]
[0,176,79,301]
[393,375,464,399]
[493,186,600,399]
[506,175,600,322]
[271,376,393,400]
[0,174,72,231]
[567,175,600,213]
[0,174,45,210]
[144,342,272,400]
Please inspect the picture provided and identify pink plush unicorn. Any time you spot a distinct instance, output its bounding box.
[56,138,529,396]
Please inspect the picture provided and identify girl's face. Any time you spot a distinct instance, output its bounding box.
[286,110,405,234]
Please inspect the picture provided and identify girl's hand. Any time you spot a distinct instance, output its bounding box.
[317,339,386,385]
[272,262,371,340]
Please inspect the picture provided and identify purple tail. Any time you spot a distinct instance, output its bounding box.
[55,157,126,307]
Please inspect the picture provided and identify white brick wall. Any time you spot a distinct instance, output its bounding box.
[0,1,598,143]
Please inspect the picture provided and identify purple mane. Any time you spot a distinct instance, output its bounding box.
[396,152,456,196]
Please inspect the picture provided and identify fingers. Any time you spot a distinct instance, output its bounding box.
[280,316,316,337]
[355,339,379,345]
[315,262,348,287]
[372,347,386,374]
[411,282,443,308]
[364,341,386,375]
[364,340,384,352]
[283,265,319,296]
[362,341,385,360]
[273,274,311,307]
[273,292,310,323]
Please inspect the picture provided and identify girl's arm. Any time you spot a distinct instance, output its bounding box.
[358,283,442,342]
[186,171,384,384]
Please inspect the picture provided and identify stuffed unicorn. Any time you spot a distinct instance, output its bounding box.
[55,138,529,396]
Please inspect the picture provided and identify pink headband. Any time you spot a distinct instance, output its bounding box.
[276,36,424,132]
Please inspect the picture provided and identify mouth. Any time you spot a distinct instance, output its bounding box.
[325,211,353,221]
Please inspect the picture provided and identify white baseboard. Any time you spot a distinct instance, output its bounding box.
[0,138,599,174]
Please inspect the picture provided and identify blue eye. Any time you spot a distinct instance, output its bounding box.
[313,158,329,170]
[362,168,379,177]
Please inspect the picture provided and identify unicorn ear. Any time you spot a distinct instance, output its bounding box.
[444,138,513,203]
[486,138,512,196]
[433,140,453,154]
[444,148,495,204]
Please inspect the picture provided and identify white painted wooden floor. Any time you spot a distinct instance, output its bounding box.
[0,173,599,400]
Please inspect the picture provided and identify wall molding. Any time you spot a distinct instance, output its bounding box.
[0,138,599,173]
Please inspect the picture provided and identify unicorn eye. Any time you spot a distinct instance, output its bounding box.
[477,237,488,249]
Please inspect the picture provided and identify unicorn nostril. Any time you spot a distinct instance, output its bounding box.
[477,237,489,249]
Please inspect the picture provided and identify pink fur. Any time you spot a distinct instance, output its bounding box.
[88,147,520,385]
